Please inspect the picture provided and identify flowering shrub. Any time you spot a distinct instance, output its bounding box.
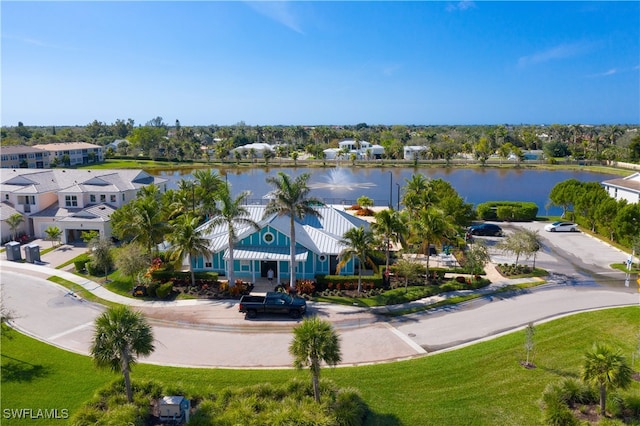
[296,279,316,295]
[144,257,164,279]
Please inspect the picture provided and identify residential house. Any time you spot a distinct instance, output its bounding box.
[32,142,104,166]
[602,172,640,204]
[323,140,385,160]
[403,146,427,160]
[232,143,274,159]
[1,145,50,169]
[1,202,26,243]
[193,205,370,283]
[0,169,167,243]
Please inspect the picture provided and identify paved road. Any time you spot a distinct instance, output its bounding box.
[1,223,638,368]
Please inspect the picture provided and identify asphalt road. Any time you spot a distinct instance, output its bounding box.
[2,222,638,368]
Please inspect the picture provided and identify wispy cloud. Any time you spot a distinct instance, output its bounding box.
[2,34,78,51]
[446,1,476,12]
[517,42,594,68]
[246,2,303,34]
[586,65,640,78]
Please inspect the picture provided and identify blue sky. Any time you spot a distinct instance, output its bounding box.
[2,1,639,126]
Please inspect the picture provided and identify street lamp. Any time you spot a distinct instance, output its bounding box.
[387,171,392,208]
[396,183,400,211]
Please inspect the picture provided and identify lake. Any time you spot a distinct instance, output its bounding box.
[155,166,620,217]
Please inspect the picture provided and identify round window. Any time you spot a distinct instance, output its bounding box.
[263,232,274,244]
[318,254,327,262]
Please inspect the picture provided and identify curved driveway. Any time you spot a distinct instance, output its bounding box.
[1,222,638,368]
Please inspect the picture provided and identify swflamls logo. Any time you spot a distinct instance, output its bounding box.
[3,408,69,420]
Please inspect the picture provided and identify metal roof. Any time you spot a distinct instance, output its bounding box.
[199,204,369,257]
[225,246,308,261]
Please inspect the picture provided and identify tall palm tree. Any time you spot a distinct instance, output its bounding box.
[6,213,24,241]
[409,208,453,282]
[337,226,379,295]
[90,306,155,403]
[168,213,210,287]
[371,209,406,271]
[263,172,323,292]
[582,343,633,416]
[206,184,258,287]
[289,316,341,403]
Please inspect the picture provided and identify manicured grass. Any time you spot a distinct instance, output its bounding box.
[46,276,115,307]
[611,262,640,274]
[2,307,638,425]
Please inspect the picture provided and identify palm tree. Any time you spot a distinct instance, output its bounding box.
[371,209,406,271]
[337,226,379,295]
[263,172,323,292]
[6,213,24,241]
[206,184,258,287]
[582,343,633,416]
[111,195,169,255]
[168,213,210,287]
[90,306,155,403]
[409,208,452,282]
[289,316,341,403]
[44,226,62,248]
[402,174,438,214]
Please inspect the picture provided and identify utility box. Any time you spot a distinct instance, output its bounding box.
[158,396,190,424]
[5,241,21,261]
[24,244,41,264]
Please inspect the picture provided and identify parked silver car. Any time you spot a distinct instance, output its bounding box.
[544,221,578,232]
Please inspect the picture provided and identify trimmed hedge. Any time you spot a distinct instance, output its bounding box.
[315,274,384,290]
[476,201,538,221]
[151,270,218,283]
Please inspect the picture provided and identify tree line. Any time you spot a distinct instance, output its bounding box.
[2,118,639,164]
[549,178,640,249]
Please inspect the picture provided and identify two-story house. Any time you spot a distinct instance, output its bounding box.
[32,142,104,166]
[0,169,166,243]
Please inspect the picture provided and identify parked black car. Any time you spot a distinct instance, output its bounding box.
[468,224,503,236]
[239,292,307,319]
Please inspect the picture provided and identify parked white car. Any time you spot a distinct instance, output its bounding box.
[544,221,578,232]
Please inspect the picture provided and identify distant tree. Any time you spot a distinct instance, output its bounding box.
[474,137,492,166]
[582,343,632,416]
[289,316,341,403]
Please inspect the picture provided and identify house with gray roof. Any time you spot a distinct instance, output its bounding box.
[602,172,640,204]
[192,205,370,283]
[0,169,166,243]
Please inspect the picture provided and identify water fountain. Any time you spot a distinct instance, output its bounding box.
[308,167,375,192]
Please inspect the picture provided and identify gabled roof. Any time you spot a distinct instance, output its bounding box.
[199,204,369,256]
[30,202,115,222]
[602,172,640,193]
[0,169,167,195]
[0,202,20,221]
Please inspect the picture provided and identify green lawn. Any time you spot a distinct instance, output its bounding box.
[2,307,638,425]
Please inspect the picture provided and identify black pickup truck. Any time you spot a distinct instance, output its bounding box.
[239,292,307,319]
